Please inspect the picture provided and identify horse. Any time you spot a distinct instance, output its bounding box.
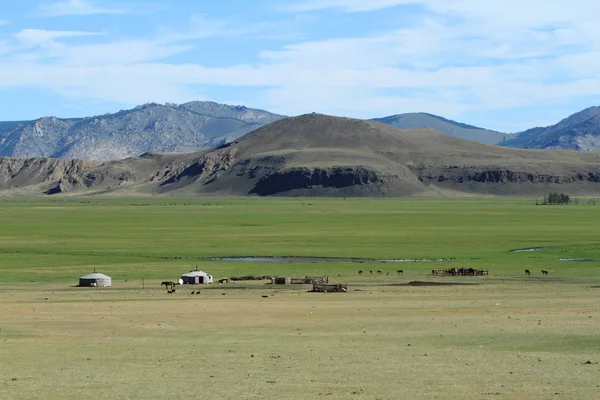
[525,269,531,276]
[161,281,179,290]
[358,270,364,275]
[396,270,404,275]
[541,270,548,275]
[369,270,374,275]
[376,270,383,275]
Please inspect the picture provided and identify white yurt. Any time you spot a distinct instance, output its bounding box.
[79,272,112,287]
[180,270,213,285]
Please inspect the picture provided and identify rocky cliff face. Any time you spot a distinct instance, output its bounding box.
[0,157,96,191]
[250,166,383,195]
[0,102,283,162]
[411,165,600,186]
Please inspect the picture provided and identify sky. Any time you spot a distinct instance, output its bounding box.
[1,0,600,132]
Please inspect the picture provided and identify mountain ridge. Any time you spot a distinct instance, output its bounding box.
[0,101,284,162]
[501,106,600,151]
[2,113,600,198]
[3,102,600,163]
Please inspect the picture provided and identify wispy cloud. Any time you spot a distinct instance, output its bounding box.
[14,29,101,46]
[36,0,129,17]
[283,0,413,12]
[3,1,600,130]
[0,20,9,26]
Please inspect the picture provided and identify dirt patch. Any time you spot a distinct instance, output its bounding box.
[389,281,478,287]
[558,258,598,262]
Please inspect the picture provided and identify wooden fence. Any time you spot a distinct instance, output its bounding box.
[272,276,329,285]
[310,283,347,293]
[432,268,489,276]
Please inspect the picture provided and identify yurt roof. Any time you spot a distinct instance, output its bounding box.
[181,270,210,277]
[80,272,111,279]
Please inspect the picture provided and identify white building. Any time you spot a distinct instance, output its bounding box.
[180,270,213,285]
[79,272,112,287]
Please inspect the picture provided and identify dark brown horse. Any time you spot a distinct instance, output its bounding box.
[161,281,179,290]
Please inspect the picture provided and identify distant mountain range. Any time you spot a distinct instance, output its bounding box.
[499,106,600,151]
[1,102,600,162]
[372,113,505,145]
[0,102,284,161]
[2,113,600,197]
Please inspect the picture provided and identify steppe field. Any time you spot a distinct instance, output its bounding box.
[1,197,600,400]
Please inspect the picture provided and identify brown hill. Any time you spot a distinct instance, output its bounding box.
[2,114,600,197]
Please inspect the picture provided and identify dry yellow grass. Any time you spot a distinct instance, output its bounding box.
[1,280,599,400]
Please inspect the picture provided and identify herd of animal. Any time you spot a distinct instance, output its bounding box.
[357,269,551,277]
[358,269,403,276]
[162,268,550,294]
[525,269,549,276]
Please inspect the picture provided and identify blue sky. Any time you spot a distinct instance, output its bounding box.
[1,0,600,132]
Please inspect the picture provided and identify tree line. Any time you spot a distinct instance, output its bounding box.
[536,193,597,205]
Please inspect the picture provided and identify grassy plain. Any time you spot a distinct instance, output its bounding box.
[1,197,600,399]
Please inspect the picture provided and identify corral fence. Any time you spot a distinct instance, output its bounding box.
[310,283,347,293]
[432,268,489,276]
[271,276,329,285]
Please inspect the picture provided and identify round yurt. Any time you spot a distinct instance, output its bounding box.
[180,270,213,285]
[79,272,112,287]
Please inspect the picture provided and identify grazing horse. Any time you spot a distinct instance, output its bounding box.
[525,269,531,276]
[376,270,383,275]
[369,270,374,275]
[358,270,364,275]
[397,270,404,275]
[161,281,179,290]
[541,270,548,275]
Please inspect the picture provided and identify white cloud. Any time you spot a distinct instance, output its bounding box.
[14,29,101,47]
[283,0,413,12]
[0,20,9,26]
[37,0,129,17]
[3,1,600,130]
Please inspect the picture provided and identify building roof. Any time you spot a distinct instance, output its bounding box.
[181,270,211,277]
[80,272,111,279]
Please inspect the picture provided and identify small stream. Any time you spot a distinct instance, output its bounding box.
[510,247,546,253]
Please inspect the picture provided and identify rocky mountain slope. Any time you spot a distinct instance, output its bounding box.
[0,102,283,162]
[372,113,505,145]
[2,114,600,197]
[500,106,600,151]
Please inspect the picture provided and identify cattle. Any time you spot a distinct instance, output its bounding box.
[525,269,531,276]
[358,270,364,275]
[376,270,383,275]
[541,270,548,275]
[396,270,404,274]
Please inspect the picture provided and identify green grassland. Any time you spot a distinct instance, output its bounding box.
[1,196,599,282]
[1,197,600,399]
